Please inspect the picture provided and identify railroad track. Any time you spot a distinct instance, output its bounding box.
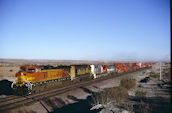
[0,96,20,104]
[0,67,150,112]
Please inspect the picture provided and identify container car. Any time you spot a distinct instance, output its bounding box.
[107,65,116,73]
[90,64,115,78]
[90,65,103,78]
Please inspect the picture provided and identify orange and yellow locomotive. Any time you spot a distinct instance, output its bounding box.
[11,65,72,94]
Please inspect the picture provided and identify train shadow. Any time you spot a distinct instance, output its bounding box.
[43,87,101,113]
[0,79,13,95]
[49,95,100,113]
[79,86,95,95]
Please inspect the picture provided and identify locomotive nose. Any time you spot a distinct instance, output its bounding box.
[16,72,27,84]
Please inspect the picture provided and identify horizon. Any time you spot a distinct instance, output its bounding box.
[0,0,170,61]
[0,58,170,63]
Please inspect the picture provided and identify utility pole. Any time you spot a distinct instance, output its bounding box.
[160,62,162,80]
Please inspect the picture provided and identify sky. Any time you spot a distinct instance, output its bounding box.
[0,0,170,62]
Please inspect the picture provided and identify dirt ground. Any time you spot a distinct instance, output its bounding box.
[127,75,171,113]
[0,66,19,81]
[0,66,19,77]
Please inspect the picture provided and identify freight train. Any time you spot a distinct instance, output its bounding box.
[11,62,152,94]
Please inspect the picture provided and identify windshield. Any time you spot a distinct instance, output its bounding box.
[27,68,35,73]
[20,68,26,71]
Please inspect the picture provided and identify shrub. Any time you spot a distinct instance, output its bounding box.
[120,77,136,90]
[142,71,146,74]
[91,90,109,106]
[91,77,137,112]
[109,86,129,103]
[138,100,150,113]
[138,84,143,88]
[164,68,171,79]
[135,90,146,101]
[7,64,14,67]
[118,102,134,113]
[149,72,158,78]
[91,86,129,106]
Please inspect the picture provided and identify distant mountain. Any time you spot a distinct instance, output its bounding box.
[0,58,167,65]
[0,58,113,65]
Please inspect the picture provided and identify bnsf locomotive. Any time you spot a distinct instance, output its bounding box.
[11,62,152,94]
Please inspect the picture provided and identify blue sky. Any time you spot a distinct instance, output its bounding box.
[0,0,170,61]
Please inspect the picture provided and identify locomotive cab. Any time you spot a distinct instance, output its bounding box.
[11,65,35,95]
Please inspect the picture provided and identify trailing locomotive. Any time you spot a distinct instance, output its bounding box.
[11,62,152,94]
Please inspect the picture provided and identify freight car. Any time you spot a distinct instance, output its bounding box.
[90,64,116,78]
[114,62,152,73]
[107,65,116,73]
[114,63,126,73]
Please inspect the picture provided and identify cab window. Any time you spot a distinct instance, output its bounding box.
[20,68,26,71]
[28,68,35,73]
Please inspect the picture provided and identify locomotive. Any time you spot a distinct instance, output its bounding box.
[11,62,152,94]
[11,65,91,94]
